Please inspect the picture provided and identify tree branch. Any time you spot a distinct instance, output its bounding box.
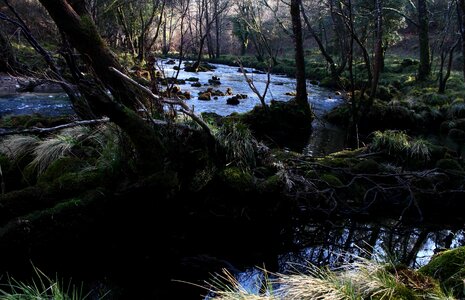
[109,67,213,138]
[0,118,109,136]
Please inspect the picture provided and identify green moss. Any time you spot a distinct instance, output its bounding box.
[258,175,283,193]
[320,173,343,187]
[376,85,395,102]
[220,167,254,191]
[422,93,450,106]
[353,159,380,174]
[319,77,339,88]
[0,115,71,129]
[419,247,465,297]
[320,157,358,168]
[324,105,351,126]
[38,157,85,184]
[241,99,312,150]
[329,148,366,158]
[30,197,87,221]
[80,15,106,48]
[44,170,104,196]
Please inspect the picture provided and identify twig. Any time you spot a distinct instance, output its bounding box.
[109,67,213,138]
[0,118,109,136]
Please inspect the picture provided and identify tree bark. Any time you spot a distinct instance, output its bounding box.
[417,0,431,81]
[0,29,18,73]
[300,3,344,81]
[37,0,167,171]
[370,0,383,100]
[38,0,143,110]
[438,39,459,93]
[458,0,465,80]
[290,0,311,116]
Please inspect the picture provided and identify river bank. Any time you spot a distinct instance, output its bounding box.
[1,57,465,299]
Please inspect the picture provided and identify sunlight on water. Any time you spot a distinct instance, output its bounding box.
[0,59,347,155]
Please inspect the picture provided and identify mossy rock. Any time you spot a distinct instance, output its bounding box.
[241,99,312,151]
[448,101,465,118]
[329,148,366,158]
[324,104,351,126]
[353,159,380,174]
[258,174,283,193]
[201,112,224,126]
[0,114,71,129]
[448,128,465,145]
[320,173,343,187]
[419,247,465,297]
[390,266,441,299]
[422,93,450,106]
[361,101,416,131]
[401,58,418,67]
[38,157,85,184]
[319,77,339,89]
[440,119,465,135]
[220,167,254,192]
[319,157,358,168]
[45,170,104,196]
[429,144,447,162]
[376,85,394,102]
[435,159,464,172]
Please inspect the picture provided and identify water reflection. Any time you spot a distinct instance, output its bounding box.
[229,219,465,295]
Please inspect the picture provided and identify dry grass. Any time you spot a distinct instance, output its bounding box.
[0,135,40,160]
[29,126,89,174]
[206,269,275,300]
[206,250,452,300]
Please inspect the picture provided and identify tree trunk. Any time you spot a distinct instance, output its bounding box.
[301,3,344,81]
[417,0,431,81]
[458,0,465,80]
[39,0,144,110]
[215,0,221,58]
[370,0,383,100]
[438,39,459,94]
[290,0,311,116]
[37,0,167,171]
[0,29,18,73]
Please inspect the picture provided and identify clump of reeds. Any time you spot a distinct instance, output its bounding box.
[205,250,452,300]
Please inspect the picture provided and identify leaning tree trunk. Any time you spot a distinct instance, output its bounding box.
[290,0,311,117]
[417,0,431,81]
[39,0,144,110]
[37,0,167,172]
[459,0,465,80]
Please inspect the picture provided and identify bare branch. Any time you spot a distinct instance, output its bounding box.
[109,67,213,137]
[0,118,110,136]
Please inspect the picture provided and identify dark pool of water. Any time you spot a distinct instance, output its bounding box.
[204,218,465,297]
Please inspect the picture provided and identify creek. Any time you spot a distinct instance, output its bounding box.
[2,61,462,298]
[0,59,346,156]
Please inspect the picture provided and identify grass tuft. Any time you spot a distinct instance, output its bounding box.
[216,122,257,170]
[29,126,89,174]
[0,265,107,300]
[0,135,39,160]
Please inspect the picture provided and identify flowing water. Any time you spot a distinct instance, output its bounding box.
[3,61,457,298]
[0,93,72,118]
[0,59,346,156]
